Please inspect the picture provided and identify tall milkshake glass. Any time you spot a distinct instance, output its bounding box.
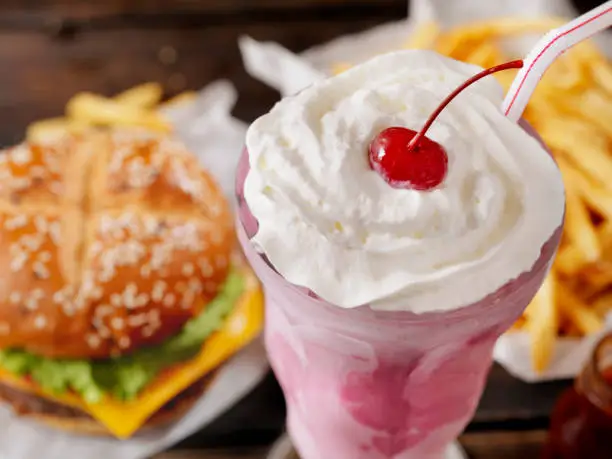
[237,51,565,458]
[237,152,561,458]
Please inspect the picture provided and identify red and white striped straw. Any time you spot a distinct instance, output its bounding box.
[502,1,612,122]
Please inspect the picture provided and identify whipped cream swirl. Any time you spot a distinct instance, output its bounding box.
[243,50,564,312]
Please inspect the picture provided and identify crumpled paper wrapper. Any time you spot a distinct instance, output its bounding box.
[240,0,612,382]
[494,317,612,383]
[0,81,268,459]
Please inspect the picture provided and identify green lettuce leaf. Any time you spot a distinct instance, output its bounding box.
[0,270,245,403]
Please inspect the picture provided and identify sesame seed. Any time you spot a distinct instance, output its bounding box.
[49,222,61,245]
[33,315,47,329]
[25,297,39,311]
[127,314,147,328]
[92,317,104,329]
[99,327,111,339]
[34,216,49,234]
[12,177,31,191]
[95,305,113,317]
[31,165,46,177]
[62,303,75,317]
[53,291,65,303]
[110,293,122,307]
[86,334,101,349]
[199,259,213,277]
[181,290,195,309]
[33,262,50,279]
[144,216,159,235]
[20,234,44,252]
[5,215,28,230]
[135,293,149,308]
[39,251,52,262]
[11,146,32,165]
[9,292,21,304]
[118,336,131,349]
[148,309,160,323]
[140,264,152,278]
[142,326,154,337]
[32,289,44,299]
[182,263,195,276]
[152,280,166,302]
[99,270,114,283]
[10,252,28,272]
[90,242,103,255]
[188,278,203,293]
[99,215,114,234]
[163,293,176,307]
[74,294,87,311]
[215,255,227,269]
[111,317,125,330]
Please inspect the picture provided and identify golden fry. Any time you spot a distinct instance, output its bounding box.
[114,82,163,108]
[540,118,612,189]
[26,117,90,143]
[555,244,585,276]
[399,16,612,371]
[464,42,507,68]
[591,61,612,96]
[405,21,441,50]
[564,180,601,263]
[66,92,171,132]
[527,273,558,372]
[558,157,612,220]
[158,91,199,110]
[591,292,612,319]
[330,62,353,75]
[575,90,612,137]
[557,283,604,335]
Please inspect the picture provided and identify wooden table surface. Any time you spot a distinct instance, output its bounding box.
[143,365,570,459]
[0,0,601,457]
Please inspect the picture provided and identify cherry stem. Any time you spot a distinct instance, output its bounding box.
[407,60,524,151]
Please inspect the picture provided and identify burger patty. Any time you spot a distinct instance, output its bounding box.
[0,370,217,421]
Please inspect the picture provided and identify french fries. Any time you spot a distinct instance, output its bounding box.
[525,273,558,373]
[333,17,612,372]
[413,18,612,372]
[26,82,193,143]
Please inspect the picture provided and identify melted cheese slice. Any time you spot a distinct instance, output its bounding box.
[0,278,264,438]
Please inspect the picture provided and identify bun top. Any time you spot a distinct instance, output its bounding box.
[0,130,233,358]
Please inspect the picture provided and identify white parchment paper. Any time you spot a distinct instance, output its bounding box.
[0,81,268,459]
[239,0,612,382]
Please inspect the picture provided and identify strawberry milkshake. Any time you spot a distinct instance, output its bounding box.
[237,50,565,458]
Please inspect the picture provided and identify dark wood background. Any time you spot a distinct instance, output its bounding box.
[0,0,599,145]
[0,0,413,146]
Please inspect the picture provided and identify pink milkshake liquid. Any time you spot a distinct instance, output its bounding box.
[236,149,562,459]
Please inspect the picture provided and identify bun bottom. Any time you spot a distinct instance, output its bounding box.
[0,368,220,438]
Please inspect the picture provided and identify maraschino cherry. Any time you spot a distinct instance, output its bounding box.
[369,59,524,191]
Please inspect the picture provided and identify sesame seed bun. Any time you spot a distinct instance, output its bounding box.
[0,129,234,358]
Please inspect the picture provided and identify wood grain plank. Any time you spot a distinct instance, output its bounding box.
[0,18,384,146]
[0,0,407,28]
[155,449,265,459]
[153,431,548,459]
[461,430,548,459]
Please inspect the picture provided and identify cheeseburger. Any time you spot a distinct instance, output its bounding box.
[0,129,263,438]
